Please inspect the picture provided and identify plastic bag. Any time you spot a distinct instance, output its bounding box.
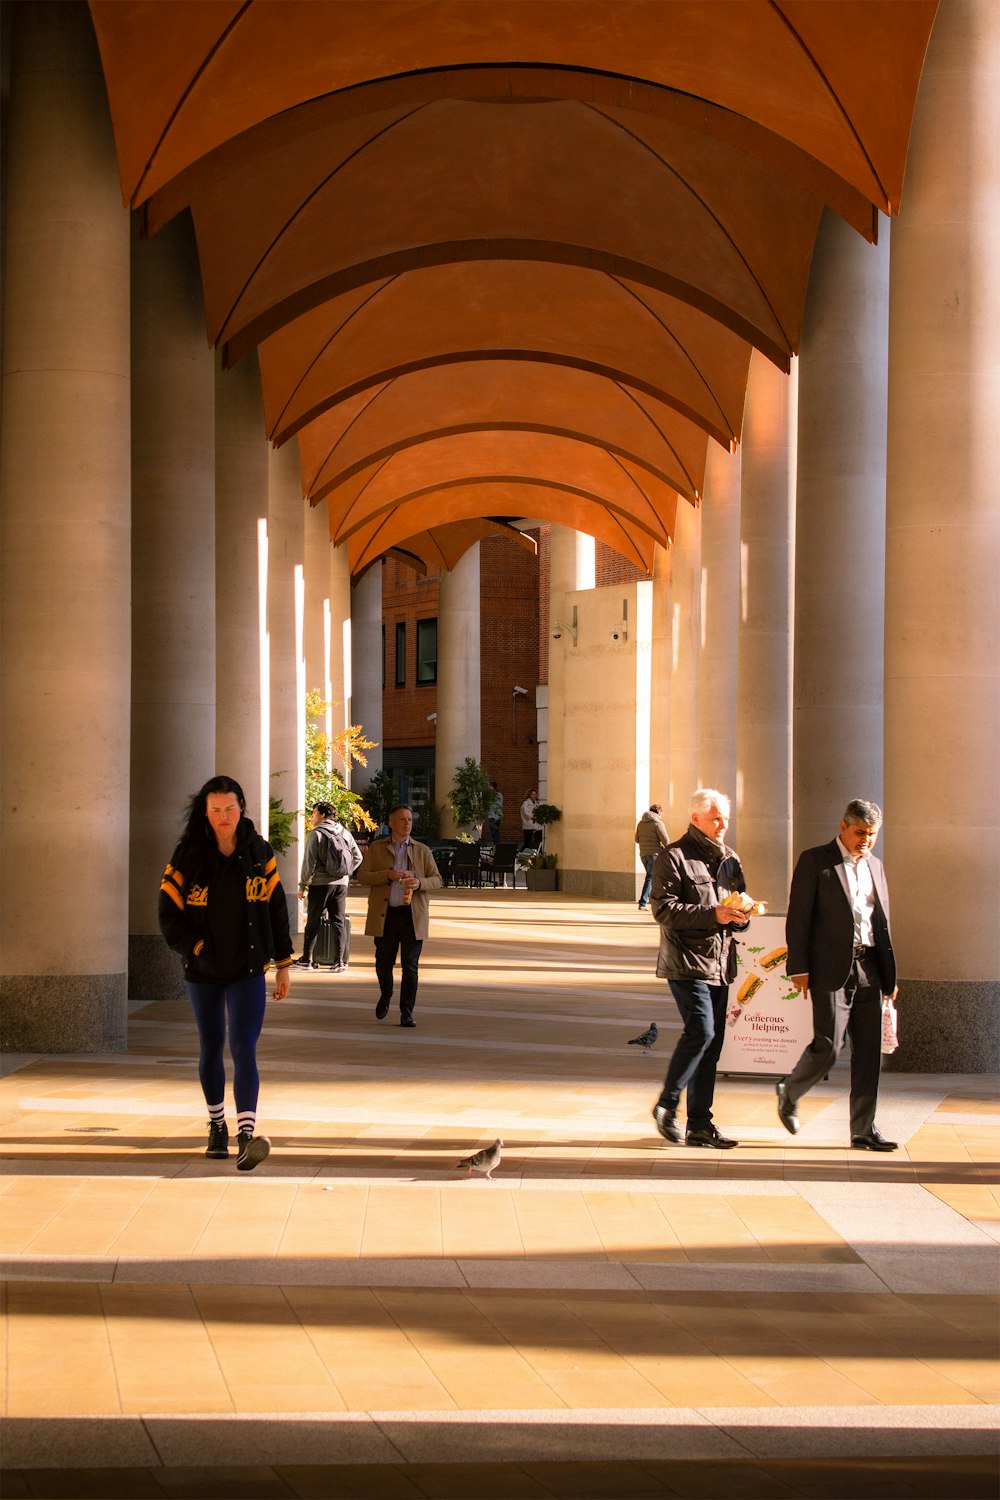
[881,996,899,1055]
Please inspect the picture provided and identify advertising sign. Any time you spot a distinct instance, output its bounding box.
[717,915,813,1076]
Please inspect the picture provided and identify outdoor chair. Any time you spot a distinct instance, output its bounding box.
[483,842,520,888]
[449,843,482,888]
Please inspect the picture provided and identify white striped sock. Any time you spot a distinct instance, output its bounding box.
[208,1102,226,1125]
[237,1112,256,1137]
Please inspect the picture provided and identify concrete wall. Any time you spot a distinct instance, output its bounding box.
[552,582,652,899]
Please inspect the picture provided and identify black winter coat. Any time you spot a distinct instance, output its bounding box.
[651,824,748,984]
[158,817,294,980]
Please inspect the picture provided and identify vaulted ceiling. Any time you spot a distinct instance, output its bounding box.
[89,0,938,575]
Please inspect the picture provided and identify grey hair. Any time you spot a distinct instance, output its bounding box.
[843,798,882,828]
[690,787,730,817]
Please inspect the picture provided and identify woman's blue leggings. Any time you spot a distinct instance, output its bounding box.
[185,974,267,1114]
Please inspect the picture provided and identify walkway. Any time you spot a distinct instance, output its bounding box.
[2,892,997,1498]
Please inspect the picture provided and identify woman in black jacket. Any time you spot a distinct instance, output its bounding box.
[159,775,293,1170]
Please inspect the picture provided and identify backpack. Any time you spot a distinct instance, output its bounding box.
[315,823,353,881]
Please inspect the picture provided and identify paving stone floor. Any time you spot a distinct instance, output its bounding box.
[2,891,997,1498]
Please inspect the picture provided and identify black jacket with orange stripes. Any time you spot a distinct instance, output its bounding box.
[158,816,294,980]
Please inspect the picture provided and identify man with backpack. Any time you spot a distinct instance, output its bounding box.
[294,801,363,971]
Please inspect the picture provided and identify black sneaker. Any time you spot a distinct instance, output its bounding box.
[400,1012,416,1027]
[236,1131,270,1171]
[205,1120,229,1159]
[291,956,313,968]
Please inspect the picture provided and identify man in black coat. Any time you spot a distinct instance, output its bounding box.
[650,788,751,1149]
[777,799,899,1151]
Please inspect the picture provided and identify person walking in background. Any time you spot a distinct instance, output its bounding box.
[635,802,669,910]
[650,788,750,1150]
[358,805,443,1027]
[294,800,362,971]
[487,781,504,845]
[158,775,293,1171]
[777,798,899,1151]
[520,788,543,849]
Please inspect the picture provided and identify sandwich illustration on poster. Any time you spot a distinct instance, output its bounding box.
[717,915,813,1075]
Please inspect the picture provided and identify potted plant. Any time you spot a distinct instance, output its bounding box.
[524,850,558,891]
[447,756,493,836]
[531,801,561,851]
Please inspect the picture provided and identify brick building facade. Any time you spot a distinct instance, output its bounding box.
[379,527,649,838]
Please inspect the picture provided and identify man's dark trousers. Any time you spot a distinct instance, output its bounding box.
[784,951,883,1137]
[657,979,728,1127]
[375,905,423,1015]
[303,884,347,964]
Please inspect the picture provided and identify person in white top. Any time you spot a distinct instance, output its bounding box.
[519,789,543,849]
[778,799,899,1151]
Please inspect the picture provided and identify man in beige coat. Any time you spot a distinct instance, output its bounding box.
[358,804,443,1027]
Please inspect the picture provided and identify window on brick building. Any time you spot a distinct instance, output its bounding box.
[416,618,437,684]
[395,622,406,687]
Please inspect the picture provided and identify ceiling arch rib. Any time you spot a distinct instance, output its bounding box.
[342,482,676,577]
[256,262,753,452]
[191,96,821,366]
[89,1,936,217]
[368,518,538,580]
[325,432,678,550]
[293,363,712,507]
[141,69,878,244]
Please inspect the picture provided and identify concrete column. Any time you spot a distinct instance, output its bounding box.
[794,209,889,854]
[215,352,267,828]
[546,526,596,857]
[437,544,482,836]
[698,442,741,832]
[303,491,332,803]
[885,0,1000,1070]
[304,494,331,714]
[329,542,353,780]
[668,499,701,836]
[0,1,131,1051]
[267,441,306,924]
[649,543,672,828]
[736,351,796,909]
[350,564,383,793]
[129,214,215,1001]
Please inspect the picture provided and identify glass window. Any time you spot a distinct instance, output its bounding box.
[416,617,437,684]
[395,621,406,687]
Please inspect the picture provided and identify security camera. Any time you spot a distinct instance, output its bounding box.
[513,685,528,696]
[552,628,561,640]
[610,621,628,642]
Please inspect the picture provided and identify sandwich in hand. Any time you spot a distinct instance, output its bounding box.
[721,890,767,917]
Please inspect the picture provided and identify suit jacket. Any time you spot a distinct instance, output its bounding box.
[785,839,896,995]
[358,837,443,939]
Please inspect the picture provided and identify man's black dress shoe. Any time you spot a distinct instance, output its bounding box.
[776,1079,800,1135]
[652,1105,681,1144]
[851,1129,898,1152]
[685,1123,739,1149]
[400,1013,416,1028]
[375,997,390,1020]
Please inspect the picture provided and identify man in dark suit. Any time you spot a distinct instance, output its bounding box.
[777,799,898,1150]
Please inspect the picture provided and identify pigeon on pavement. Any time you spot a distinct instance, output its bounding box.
[628,1021,659,1051]
[457,1138,503,1179]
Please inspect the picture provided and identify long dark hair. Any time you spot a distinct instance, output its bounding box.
[174,775,248,875]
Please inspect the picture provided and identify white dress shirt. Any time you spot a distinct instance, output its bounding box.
[836,835,876,948]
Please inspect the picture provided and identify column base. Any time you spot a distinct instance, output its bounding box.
[559,869,637,900]
[885,978,1000,1073]
[0,973,127,1053]
[128,934,185,1001]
